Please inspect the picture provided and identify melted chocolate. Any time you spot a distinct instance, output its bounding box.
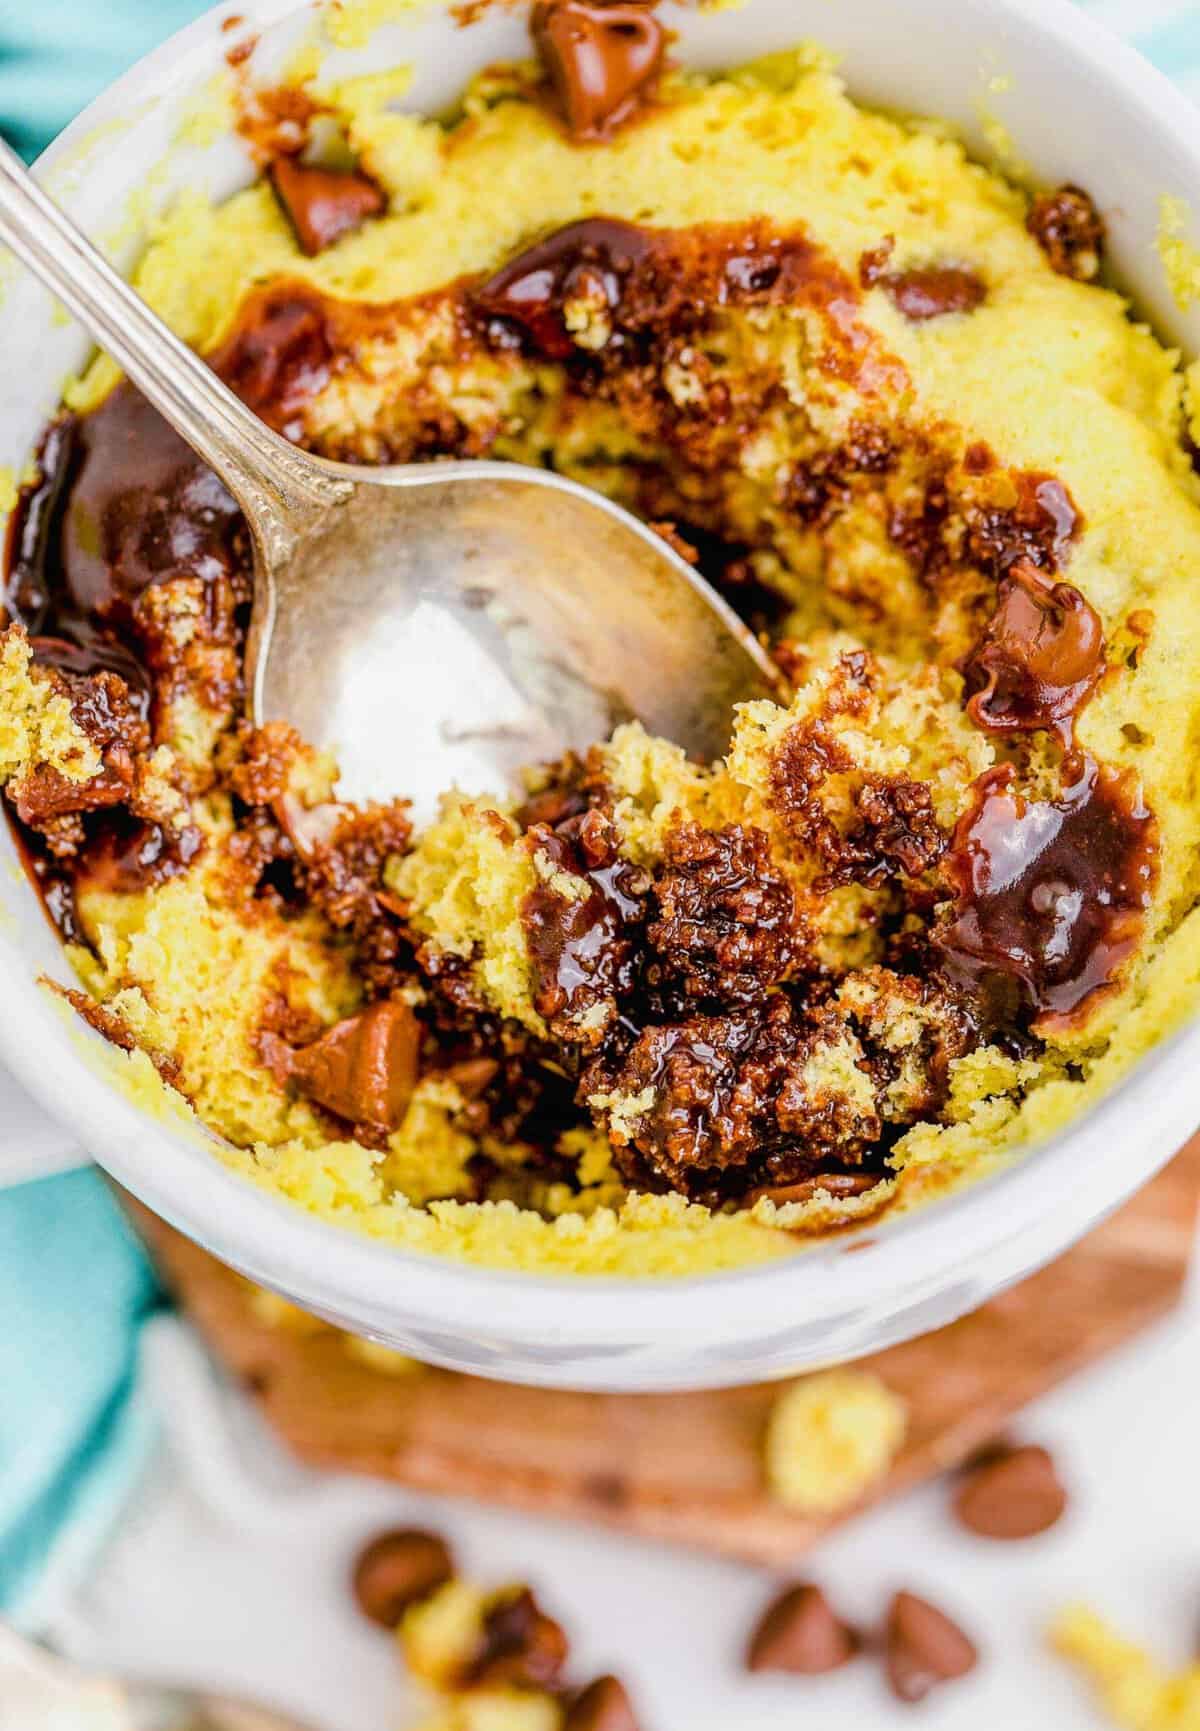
[937,758,1157,1029]
[1027,184,1104,283]
[885,265,986,322]
[523,812,646,1035]
[268,157,386,258]
[969,471,1081,577]
[470,217,879,373]
[962,558,1105,739]
[859,243,986,322]
[260,997,421,1134]
[532,0,665,142]
[8,819,84,945]
[208,283,335,440]
[4,386,242,710]
[76,814,205,897]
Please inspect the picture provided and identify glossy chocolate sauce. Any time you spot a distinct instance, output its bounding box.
[523,813,647,1034]
[4,384,242,715]
[470,216,890,387]
[962,558,1105,739]
[938,758,1157,1029]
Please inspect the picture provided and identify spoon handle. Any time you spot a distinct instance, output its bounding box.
[0,138,347,549]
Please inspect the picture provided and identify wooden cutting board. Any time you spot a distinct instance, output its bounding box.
[127,1135,1200,1568]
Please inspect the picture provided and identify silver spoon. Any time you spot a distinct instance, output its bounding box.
[0,141,781,822]
[0,1625,318,1731]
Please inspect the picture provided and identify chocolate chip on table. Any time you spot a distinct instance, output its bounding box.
[747,1583,859,1675]
[884,1590,978,1704]
[269,156,386,256]
[351,1528,456,1629]
[564,1675,644,1731]
[532,0,666,142]
[953,1443,1068,1540]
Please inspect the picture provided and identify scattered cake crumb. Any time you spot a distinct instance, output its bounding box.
[765,1369,907,1514]
[1052,1605,1200,1731]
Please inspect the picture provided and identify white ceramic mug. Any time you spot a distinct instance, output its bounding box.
[1,0,1198,1389]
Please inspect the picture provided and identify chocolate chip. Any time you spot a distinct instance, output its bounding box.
[747,1584,859,1675]
[564,1675,643,1731]
[953,1444,1068,1539]
[884,1590,978,1703]
[962,559,1104,740]
[532,0,666,142]
[351,1528,455,1629]
[260,997,421,1134]
[269,157,385,257]
[1027,184,1105,282]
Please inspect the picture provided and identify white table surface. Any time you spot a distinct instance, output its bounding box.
[13,1057,1200,1731]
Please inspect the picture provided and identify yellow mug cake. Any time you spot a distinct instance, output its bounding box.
[3,9,1200,1276]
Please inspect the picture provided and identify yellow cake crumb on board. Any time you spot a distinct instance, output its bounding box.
[765,1369,907,1514]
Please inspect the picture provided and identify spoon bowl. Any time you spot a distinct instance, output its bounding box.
[0,139,781,823]
[257,457,781,816]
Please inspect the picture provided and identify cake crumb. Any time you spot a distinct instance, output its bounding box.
[1052,1605,1200,1731]
[765,1368,907,1514]
[0,627,101,791]
[1159,196,1200,311]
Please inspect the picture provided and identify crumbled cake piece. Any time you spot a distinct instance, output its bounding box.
[0,629,102,799]
[346,1513,647,1730]
[764,1369,907,1514]
[1052,1605,1200,1731]
[402,1582,567,1695]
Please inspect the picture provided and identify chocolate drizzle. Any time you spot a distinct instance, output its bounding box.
[937,759,1156,1030]
[523,810,648,1039]
[4,392,243,715]
[962,558,1104,741]
[469,217,894,389]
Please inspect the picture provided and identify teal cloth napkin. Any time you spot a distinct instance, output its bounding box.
[0,0,1198,1640]
[0,1171,159,1629]
[0,5,206,162]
